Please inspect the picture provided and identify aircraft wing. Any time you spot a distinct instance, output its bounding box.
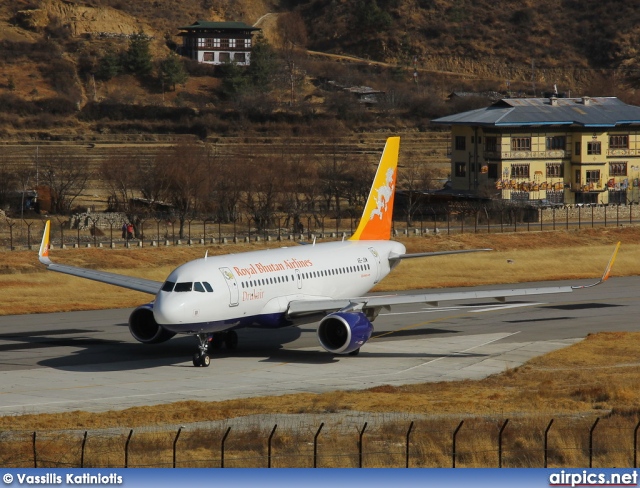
[287,241,620,317]
[38,221,162,295]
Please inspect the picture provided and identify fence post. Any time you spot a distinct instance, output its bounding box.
[593,204,596,227]
[589,417,600,468]
[578,205,581,229]
[405,421,414,468]
[173,427,182,468]
[498,419,509,468]
[313,423,324,468]
[452,420,464,468]
[544,419,554,468]
[566,206,569,230]
[358,422,367,468]
[268,424,277,468]
[32,431,37,468]
[634,419,640,468]
[81,431,88,468]
[221,427,231,468]
[8,220,15,250]
[124,429,133,468]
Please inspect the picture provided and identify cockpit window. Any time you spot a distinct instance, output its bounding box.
[194,282,205,293]
[161,281,175,292]
[203,282,213,292]
[174,282,193,292]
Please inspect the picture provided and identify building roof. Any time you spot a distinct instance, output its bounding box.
[178,20,260,31]
[432,97,640,128]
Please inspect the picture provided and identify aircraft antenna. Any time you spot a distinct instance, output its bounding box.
[204,250,208,260]
[312,236,316,246]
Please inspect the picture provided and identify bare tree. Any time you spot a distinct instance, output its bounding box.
[0,154,17,210]
[160,143,210,239]
[39,150,90,214]
[277,11,308,106]
[242,154,284,231]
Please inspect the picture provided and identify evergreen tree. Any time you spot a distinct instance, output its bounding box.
[247,33,276,91]
[160,52,188,91]
[218,61,249,99]
[95,50,120,81]
[122,30,153,77]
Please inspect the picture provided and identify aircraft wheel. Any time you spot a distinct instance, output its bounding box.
[225,330,239,350]
[200,354,211,367]
[348,348,360,356]
[192,353,202,367]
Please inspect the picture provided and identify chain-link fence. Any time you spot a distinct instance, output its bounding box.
[3,414,640,468]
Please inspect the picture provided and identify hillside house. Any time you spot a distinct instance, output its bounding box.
[432,97,640,205]
[178,21,260,66]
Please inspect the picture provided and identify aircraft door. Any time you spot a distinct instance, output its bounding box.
[219,267,239,307]
[368,247,381,284]
[294,269,302,289]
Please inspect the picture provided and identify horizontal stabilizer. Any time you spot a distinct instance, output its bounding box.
[389,248,492,261]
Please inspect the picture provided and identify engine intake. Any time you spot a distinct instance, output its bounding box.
[128,303,176,344]
[317,312,373,354]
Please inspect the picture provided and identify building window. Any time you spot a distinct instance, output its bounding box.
[575,141,581,155]
[511,137,531,151]
[546,136,566,150]
[229,38,236,48]
[546,163,564,178]
[198,38,205,47]
[220,38,230,48]
[587,141,601,155]
[511,163,530,178]
[237,39,246,49]
[233,52,246,62]
[511,191,529,201]
[213,38,221,48]
[203,52,214,62]
[609,190,627,204]
[454,162,466,177]
[610,162,627,176]
[219,52,230,63]
[487,163,498,179]
[609,135,629,149]
[455,136,466,150]
[485,136,497,152]
[546,190,564,204]
[586,170,600,185]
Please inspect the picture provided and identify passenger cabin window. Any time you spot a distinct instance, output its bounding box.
[174,282,193,292]
[194,282,205,293]
[161,281,175,292]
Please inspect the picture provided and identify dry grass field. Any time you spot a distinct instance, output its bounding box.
[1,226,640,467]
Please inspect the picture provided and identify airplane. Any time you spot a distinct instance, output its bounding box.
[37,137,620,367]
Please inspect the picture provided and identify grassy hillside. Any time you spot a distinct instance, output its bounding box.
[1,0,639,141]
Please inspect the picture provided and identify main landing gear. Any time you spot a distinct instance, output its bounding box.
[192,331,240,367]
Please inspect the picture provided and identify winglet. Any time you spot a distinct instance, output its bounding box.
[572,241,620,289]
[38,220,52,265]
[350,137,400,241]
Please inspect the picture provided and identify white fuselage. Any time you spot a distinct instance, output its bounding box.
[153,240,406,334]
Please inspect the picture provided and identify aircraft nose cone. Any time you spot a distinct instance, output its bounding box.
[153,293,186,325]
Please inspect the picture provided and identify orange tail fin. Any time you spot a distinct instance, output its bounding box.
[350,137,400,241]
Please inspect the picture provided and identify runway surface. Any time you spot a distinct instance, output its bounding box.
[0,276,638,415]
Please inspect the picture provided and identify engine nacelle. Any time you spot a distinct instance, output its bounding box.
[128,303,176,344]
[317,312,373,354]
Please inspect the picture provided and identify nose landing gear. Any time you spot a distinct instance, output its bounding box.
[192,330,240,367]
[193,333,211,367]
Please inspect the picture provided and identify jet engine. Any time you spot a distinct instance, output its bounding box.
[128,303,176,344]
[317,312,373,354]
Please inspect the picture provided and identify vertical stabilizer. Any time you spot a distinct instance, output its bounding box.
[350,137,400,241]
[38,220,52,264]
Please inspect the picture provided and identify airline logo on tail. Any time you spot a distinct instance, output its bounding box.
[38,220,51,262]
[350,137,400,241]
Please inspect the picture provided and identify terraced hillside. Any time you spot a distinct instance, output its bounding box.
[1,132,451,211]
